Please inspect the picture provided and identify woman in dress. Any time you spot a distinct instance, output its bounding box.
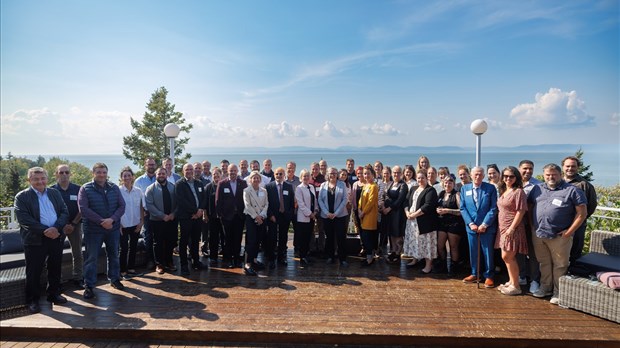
[204,167,223,266]
[358,165,379,266]
[403,171,439,273]
[119,167,144,279]
[383,165,409,264]
[496,166,529,295]
[318,167,349,266]
[295,169,317,267]
[403,164,417,190]
[242,171,269,276]
[436,175,465,276]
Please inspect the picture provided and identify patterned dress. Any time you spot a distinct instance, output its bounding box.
[403,190,438,259]
[495,188,528,254]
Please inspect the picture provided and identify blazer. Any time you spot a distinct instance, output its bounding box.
[216,177,248,221]
[175,177,206,219]
[295,183,317,223]
[243,186,269,219]
[459,182,498,234]
[145,181,178,221]
[358,182,379,230]
[204,181,218,219]
[14,187,69,246]
[266,180,295,219]
[317,180,348,219]
[405,185,439,234]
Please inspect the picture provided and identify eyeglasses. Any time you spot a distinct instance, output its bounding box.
[275,173,284,176]
[503,175,516,179]
[58,171,70,175]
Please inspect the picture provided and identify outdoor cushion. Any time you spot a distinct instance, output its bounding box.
[597,272,620,290]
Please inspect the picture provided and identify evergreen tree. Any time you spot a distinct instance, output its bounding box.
[122,87,193,169]
[574,147,594,182]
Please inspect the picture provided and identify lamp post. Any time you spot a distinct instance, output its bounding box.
[470,119,488,167]
[164,123,180,169]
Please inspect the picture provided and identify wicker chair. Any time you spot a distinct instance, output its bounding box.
[559,230,620,323]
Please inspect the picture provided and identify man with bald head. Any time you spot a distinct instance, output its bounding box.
[175,163,206,275]
[216,164,248,268]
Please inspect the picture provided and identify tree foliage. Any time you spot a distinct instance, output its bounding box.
[122,86,193,171]
[574,147,594,182]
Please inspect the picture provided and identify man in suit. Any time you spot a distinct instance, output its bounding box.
[265,167,296,268]
[78,162,126,299]
[176,163,207,275]
[459,166,498,288]
[215,164,248,268]
[145,167,178,275]
[15,167,69,313]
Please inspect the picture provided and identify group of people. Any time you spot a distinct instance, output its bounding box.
[14,154,596,314]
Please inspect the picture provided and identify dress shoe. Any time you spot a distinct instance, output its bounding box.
[111,280,125,290]
[361,259,374,267]
[300,258,310,267]
[73,279,85,289]
[166,263,177,272]
[46,294,68,305]
[484,278,495,288]
[244,266,257,276]
[227,261,235,269]
[28,302,41,314]
[181,266,190,276]
[462,275,479,283]
[277,259,288,266]
[83,287,95,299]
[156,265,165,274]
[192,262,205,270]
[269,261,276,270]
[253,261,265,270]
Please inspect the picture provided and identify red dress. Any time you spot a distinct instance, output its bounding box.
[495,188,528,254]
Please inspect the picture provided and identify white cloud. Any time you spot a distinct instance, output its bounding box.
[452,122,467,130]
[266,121,307,138]
[314,121,354,138]
[360,123,404,136]
[611,113,619,126]
[510,88,595,128]
[193,116,257,138]
[423,122,446,132]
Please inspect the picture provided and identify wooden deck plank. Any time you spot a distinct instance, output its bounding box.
[2,244,619,347]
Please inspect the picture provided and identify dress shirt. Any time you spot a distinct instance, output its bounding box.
[35,188,57,227]
[120,185,143,227]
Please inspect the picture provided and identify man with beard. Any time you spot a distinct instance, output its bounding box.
[562,156,597,264]
[529,163,586,305]
[145,167,178,275]
[175,163,206,275]
[517,160,542,293]
[216,164,248,268]
[135,157,158,270]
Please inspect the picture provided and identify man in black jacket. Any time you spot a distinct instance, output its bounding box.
[175,163,207,275]
[14,167,69,313]
[265,167,296,268]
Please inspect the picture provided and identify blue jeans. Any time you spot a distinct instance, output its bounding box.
[83,230,121,288]
[467,231,495,279]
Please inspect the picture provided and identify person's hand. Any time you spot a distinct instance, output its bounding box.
[478,224,487,234]
[560,229,573,238]
[255,216,264,225]
[358,210,364,219]
[470,223,479,232]
[135,223,143,233]
[63,224,74,235]
[101,218,114,230]
[270,216,277,223]
[43,227,60,239]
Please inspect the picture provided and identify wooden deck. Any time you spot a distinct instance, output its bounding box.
[2,245,619,348]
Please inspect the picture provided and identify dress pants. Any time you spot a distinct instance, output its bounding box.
[83,230,121,288]
[267,213,291,261]
[533,233,572,296]
[120,226,139,272]
[360,229,378,258]
[141,214,155,263]
[65,224,83,281]
[222,215,244,263]
[323,216,348,261]
[208,217,224,261]
[245,215,266,262]
[179,218,202,267]
[467,231,495,279]
[297,221,314,259]
[518,222,540,282]
[24,236,63,304]
[152,219,178,267]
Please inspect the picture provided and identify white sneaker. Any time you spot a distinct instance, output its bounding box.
[532,288,552,298]
[501,285,522,296]
[518,276,527,286]
[549,297,560,305]
[529,280,540,294]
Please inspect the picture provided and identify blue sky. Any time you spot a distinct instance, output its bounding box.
[1,0,618,154]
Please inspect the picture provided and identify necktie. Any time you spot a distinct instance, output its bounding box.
[473,187,479,208]
[278,183,284,213]
[308,186,315,213]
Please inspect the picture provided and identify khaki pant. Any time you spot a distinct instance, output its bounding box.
[533,232,572,296]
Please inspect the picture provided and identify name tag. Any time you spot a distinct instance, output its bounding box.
[283,190,289,196]
[198,187,203,193]
[224,188,231,194]
[552,198,562,207]
[258,191,265,197]
[390,187,398,191]
[352,176,357,180]
[70,195,78,201]
[466,191,473,196]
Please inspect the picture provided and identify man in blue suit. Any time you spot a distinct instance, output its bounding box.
[460,166,498,288]
[265,167,295,268]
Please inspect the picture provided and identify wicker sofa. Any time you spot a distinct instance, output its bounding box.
[558,230,620,323]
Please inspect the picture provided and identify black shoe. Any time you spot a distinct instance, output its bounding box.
[110,280,125,290]
[227,261,235,269]
[83,287,95,299]
[277,259,288,266]
[145,260,155,270]
[28,302,40,314]
[253,261,265,270]
[326,258,335,264]
[181,266,190,275]
[269,261,276,270]
[361,259,374,267]
[192,262,205,270]
[244,266,257,276]
[46,294,67,305]
[340,260,349,267]
[209,259,218,266]
[73,279,85,289]
[300,258,310,267]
